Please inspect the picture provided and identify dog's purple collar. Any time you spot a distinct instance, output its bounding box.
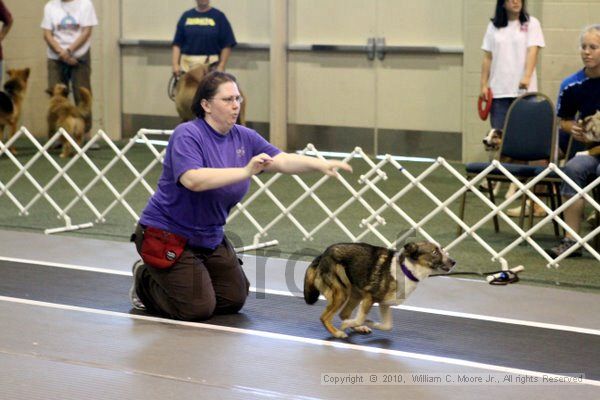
[400,262,419,282]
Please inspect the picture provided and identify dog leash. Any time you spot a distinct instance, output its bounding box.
[167,73,182,101]
[431,267,522,286]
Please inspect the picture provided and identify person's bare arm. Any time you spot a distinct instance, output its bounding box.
[0,16,12,42]
[264,152,352,177]
[179,153,273,191]
[216,47,232,71]
[43,29,77,65]
[66,26,92,54]
[560,119,590,144]
[179,152,352,192]
[519,46,540,90]
[480,51,492,100]
[172,45,182,76]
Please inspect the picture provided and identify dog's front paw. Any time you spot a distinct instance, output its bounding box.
[332,329,348,339]
[366,321,393,331]
[351,325,372,334]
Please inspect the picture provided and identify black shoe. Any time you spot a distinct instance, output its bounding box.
[129,260,146,310]
[546,238,582,258]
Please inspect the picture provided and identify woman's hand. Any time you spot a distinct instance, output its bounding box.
[58,49,78,66]
[172,65,181,77]
[245,153,274,177]
[319,160,353,177]
[571,121,590,143]
[479,85,490,101]
[518,76,531,91]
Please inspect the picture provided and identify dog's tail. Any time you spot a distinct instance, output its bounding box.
[76,87,92,117]
[77,87,92,133]
[303,255,322,305]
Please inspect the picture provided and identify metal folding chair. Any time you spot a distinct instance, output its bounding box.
[458,92,558,236]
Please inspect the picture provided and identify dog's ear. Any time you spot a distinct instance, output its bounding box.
[403,242,419,259]
[23,68,30,80]
[45,87,53,96]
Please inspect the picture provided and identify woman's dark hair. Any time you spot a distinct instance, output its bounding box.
[491,0,529,28]
[191,70,239,118]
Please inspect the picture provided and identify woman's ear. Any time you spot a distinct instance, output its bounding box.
[200,98,210,114]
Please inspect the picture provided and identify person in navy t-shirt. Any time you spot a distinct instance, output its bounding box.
[546,24,600,258]
[172,0,236,75]
[130,71,352,320]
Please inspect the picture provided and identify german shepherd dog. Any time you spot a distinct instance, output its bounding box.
[0,68,31,153]
[173,64,246,124]
[46,83,92,158]
[304,241,455,338]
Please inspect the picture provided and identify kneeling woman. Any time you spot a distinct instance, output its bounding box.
[130,71,352,320]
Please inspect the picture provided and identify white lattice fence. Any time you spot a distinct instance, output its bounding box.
[1,127,599,269]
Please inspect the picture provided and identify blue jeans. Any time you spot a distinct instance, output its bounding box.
[490,97,515,130]
[561,154,600,197]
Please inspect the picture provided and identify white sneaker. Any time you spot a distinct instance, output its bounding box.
[506,202,546,218]
[129,260,146,310]
[506,204,527,217]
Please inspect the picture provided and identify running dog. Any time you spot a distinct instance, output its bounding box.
[0,68,31,153]
[46,83,92,158]
[304,241,455,338]
[576,111,600,157]
[173,64,246,124]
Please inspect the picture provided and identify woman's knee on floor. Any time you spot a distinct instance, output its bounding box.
[214,279,249,315]
[171,296,216,321]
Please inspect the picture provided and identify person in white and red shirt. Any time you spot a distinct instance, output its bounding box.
[41,0,97,133]
[479,0,545,131]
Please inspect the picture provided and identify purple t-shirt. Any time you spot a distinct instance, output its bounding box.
[140,119,281,249]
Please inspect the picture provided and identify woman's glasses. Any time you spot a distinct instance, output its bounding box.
[213,96,244,105]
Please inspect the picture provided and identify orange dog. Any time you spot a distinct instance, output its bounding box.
[173,65,246,124]
[0,68,30,153]
[46,83,92,158]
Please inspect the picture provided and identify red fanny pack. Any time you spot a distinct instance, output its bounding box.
[140,226,187,269]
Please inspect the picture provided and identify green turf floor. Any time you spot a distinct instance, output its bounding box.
[0,140,598,292]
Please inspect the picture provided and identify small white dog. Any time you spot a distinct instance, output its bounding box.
[575,111,600,157]
[481,129,517,198]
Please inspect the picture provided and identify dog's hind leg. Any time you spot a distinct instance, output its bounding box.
[338,288,361,321]
[340,294,374,334]
[339,289,366,332]
[320,287,349,339]
[8,122,18,154]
